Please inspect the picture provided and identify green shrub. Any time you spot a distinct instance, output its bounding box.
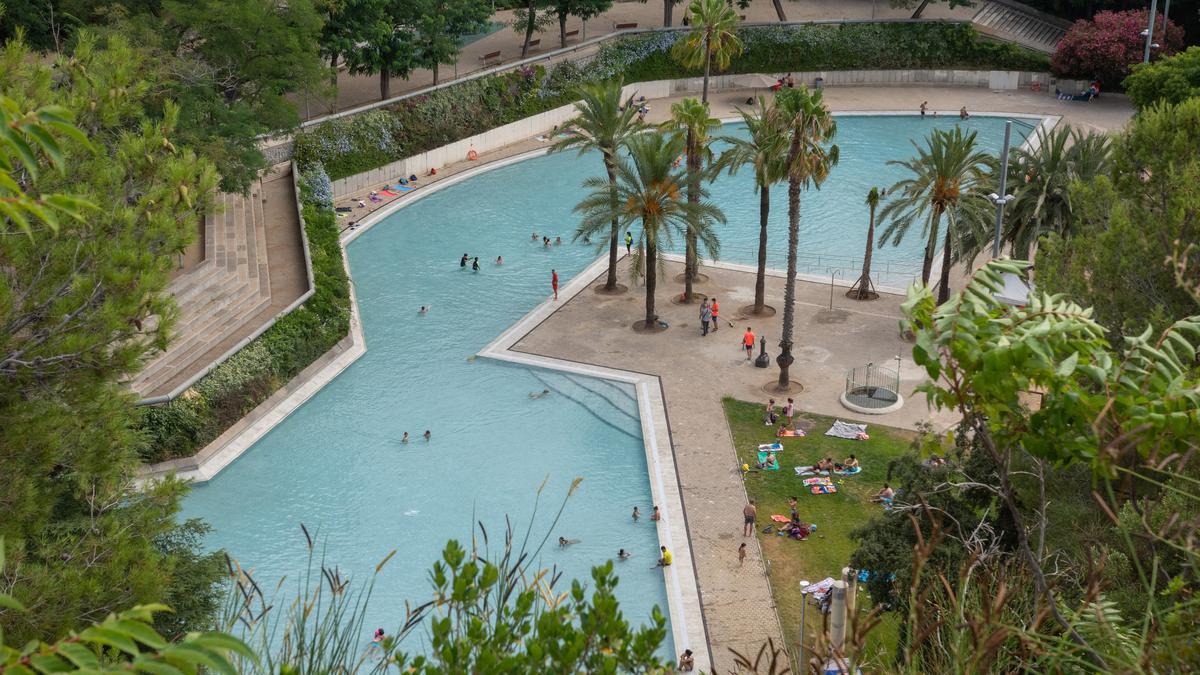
[294,23,1048,181]
[139,204,351,463]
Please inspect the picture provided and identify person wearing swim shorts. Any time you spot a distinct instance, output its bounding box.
[742,327,756,360]
[743,499,757,536]
[710,297,719,332]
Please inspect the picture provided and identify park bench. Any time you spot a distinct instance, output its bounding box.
[564,29,580,40]
[614,22,638,29]
[479,50,501,63]
[527,38,541,50]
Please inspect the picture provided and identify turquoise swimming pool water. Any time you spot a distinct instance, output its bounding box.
[180,113,1032,658]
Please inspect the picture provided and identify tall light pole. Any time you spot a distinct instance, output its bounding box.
[798,580,810,671]
[989,120,1015,258]
[1144,0,1159,63]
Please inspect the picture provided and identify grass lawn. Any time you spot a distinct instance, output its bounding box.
[722,398,914,664]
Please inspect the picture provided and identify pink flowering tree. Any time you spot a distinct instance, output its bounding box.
[1052,9,1183,86]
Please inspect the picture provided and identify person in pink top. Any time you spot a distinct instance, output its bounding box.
[551,269,559,300]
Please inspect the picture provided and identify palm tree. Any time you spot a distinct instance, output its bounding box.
[552,78,643,293]
[661,97,721,303]
[773,86,838,389]
[878,128,994,304]
[1004,125,1111,258]
[847,186,883,300]
[573,133,724,328]
[714,95,787,314]
[671,0,743,104]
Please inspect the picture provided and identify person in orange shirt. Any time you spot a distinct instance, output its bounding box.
[742,327,755,360]
[710,297,719,332]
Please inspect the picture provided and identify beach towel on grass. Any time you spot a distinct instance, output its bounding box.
[825,420,868,440]
[756,450,781,471]
[770,514,791,523]
[803,477,833,486]
[810,484,837,495]
[758,442,783,452]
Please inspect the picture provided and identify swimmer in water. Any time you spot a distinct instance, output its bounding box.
[418,306,429,314]
[423,430,431,441]
[618,549,631,560]
[632,506,641,521]
[496,256,503,265]
[554,236,562,245]
[401,432,409,443]
[460,253,469,267]
[543,236,550,248]
[531,231,539,241]
[472,256,480,272]
[529,389,550,399]
[558,537,580,547]
[650,505,661,521]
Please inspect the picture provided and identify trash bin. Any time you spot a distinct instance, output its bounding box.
[814,76,824,90]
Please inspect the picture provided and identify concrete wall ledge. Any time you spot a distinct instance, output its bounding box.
[327,70,1052,199]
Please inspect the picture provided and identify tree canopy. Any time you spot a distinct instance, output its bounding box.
[1124,45,1200,110]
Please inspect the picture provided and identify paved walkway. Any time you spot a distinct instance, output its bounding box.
[278,83,1137,665]
[299,0,981,118]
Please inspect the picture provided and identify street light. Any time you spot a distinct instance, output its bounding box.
[1144,0,1159,63]
[989,120,1015,258]
[799,580,810,671]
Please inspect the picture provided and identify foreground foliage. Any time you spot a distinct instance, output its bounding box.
[0,34,226,644]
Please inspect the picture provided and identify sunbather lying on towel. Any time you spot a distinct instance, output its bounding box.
[833,455,861,474]
[776,424,804,438]
[797,457,834,474]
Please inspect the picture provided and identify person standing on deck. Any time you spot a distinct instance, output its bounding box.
[710,297,719,332]
[742,327,756,360]
[551,269,559,300]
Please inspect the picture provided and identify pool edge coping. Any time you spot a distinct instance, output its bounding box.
[137,108,1064,668]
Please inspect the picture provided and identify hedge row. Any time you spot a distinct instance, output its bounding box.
[292,23,1049,180]
[139,203,351,463]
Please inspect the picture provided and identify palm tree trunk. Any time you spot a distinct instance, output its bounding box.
[380,64,391,100]
[778,137,801,388]
[645,226,658,325]
[684,129,700,303]
[701,36,712,104]
[921,208,942,285]
[936,215,954,304]
[856,202,876,299]
[522,1,537,58]
[604,156,620,291]
[754,184,769,313]
[771,0,787,20]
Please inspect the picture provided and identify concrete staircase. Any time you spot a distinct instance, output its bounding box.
[131,183,276,398]
[971,0,1069,54]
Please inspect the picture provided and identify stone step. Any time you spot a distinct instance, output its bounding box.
[132,291,274,395]
[132,181,275,396]
[971,0,1065,53]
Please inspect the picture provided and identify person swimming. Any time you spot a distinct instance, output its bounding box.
[529,389,550,399]
[401,432,409,444]
[650,505,661,521]
[423,430,431,441]
[418,305,430,314]
[496,256,503,265]
[554,236,562,245]
[472,256,480,271]
[617,549,631,560]
[543,236,551,248]
[531,231,539,241]
[558,536,580,547]
[632,506,640,521]
[460,253,469,267]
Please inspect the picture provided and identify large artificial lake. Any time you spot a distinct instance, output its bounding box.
[181,114,1032,656]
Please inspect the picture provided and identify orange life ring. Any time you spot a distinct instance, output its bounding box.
[467,149,478,161]
[1030,82,1042,92]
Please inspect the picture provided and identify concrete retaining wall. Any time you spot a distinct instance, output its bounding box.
[330,69,1053,199]
[329,104,579,197]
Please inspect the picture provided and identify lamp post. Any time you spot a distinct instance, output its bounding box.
[989,120,1015,258]
[1144,0,1159,63]
[798,579,810,671]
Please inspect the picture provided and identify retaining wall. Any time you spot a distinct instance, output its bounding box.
[330,70,1050,198]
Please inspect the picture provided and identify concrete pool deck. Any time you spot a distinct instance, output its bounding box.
[510,253,957,663]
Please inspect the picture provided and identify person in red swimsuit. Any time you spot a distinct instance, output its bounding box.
[551,269,559,300]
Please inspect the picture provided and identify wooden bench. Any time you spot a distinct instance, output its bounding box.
[527,38,541,49]
[614,22,638,30]
[479,50,501,63]
[564,29,580,40]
